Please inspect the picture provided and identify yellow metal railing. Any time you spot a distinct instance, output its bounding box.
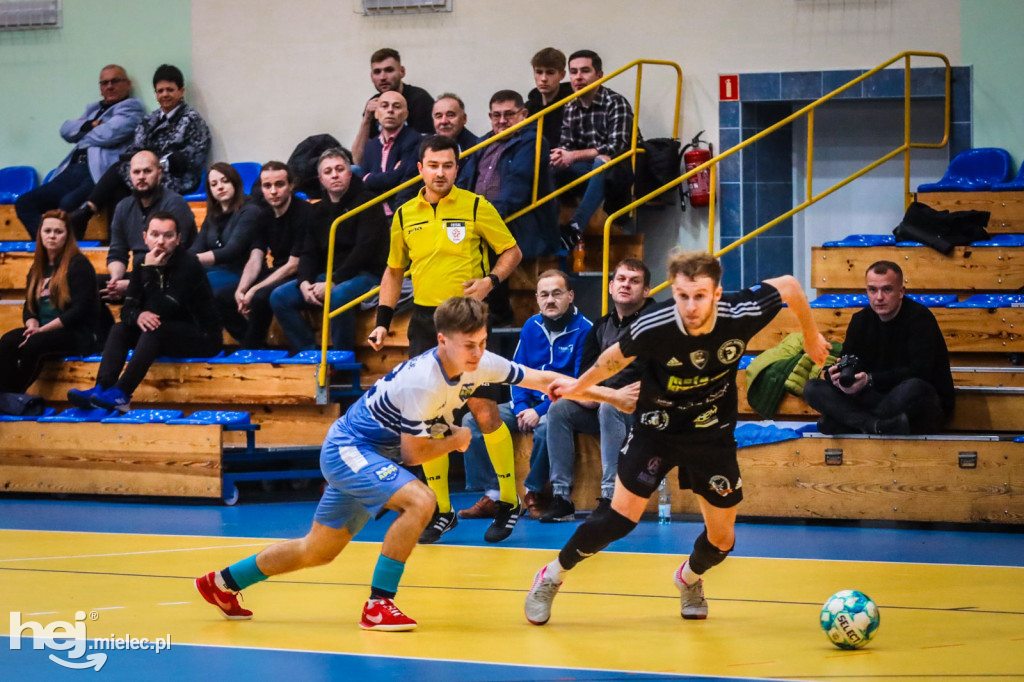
[315,58,683,392]
[600,50,950,312]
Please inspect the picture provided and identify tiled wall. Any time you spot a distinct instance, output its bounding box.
[717,66,972,290]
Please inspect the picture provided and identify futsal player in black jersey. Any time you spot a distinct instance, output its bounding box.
[525,250,829,623]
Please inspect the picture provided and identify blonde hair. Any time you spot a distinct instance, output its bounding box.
[666,249,722,287]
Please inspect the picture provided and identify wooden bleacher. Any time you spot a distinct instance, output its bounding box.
[0,204,108,242]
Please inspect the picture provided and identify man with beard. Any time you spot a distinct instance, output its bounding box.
[101,150,196,302]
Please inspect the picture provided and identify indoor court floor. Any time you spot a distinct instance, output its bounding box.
[1,493,1022,681]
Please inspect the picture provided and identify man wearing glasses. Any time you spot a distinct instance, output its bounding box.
[457,89,559,259]
[458,269,592,522]
[16,64,145,238]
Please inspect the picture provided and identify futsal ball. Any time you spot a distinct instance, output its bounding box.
[820,589,880,649]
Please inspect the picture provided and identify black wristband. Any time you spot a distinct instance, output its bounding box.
[375,305,395,331]
[487,273,500,288]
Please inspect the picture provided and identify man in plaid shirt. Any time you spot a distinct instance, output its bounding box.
[551,50,634,247]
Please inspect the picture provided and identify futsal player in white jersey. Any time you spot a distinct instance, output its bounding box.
[196,296,637,631]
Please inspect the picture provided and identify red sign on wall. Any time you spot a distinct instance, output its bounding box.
[719,75,739,101]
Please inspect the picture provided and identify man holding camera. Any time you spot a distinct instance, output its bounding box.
[802,260,954,435]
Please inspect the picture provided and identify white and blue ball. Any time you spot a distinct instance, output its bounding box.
[820,589,880,649]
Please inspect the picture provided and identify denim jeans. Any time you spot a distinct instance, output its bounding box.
[14,162,95,238]
[204,267,242,296]
[556,157,608,228]
[461,403,518,492]
[269,272,377,351]
[546,398,632,500]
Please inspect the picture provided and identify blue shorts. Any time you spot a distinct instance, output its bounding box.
[314,429,418,533]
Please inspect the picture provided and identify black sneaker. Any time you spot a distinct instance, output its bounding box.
[539,496,575,523]
[873,412,911,435]
[418,510,458,544]
[484,497,522,543]
[559,222,583,250]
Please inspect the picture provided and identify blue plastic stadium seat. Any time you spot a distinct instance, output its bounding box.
[232,162,262,195]
[209,349,291,364]
[101,409,184,424]
[821,234,894,247]
[295,191,309,201]
[738,355,753,370]
[811,294,870,308]
[167,410,251,425]
[0,166,38,203]
[79,241,100,248]
[183,171,207,202]
[39,408,115,422]
[0,407,57,422]
[906,294,957,307]
[947,294,1024,308]
[154,351,226,363]
[917,148,1014,192]
[991,162,1024,191]
[275,349,357,365]
[735,423,802,448]
[1015,436,1024,443]
[969,234,1024,247]
[0,241,35,252]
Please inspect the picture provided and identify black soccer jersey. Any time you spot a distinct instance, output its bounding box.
[618,282,783,439]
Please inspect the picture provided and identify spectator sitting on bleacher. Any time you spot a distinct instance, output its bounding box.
[102,150,197,303]
[432,93,477,154]
[351,48,434,166]
[68,211,222,412]
[552,50,635,248]
[539,258,652,522]
[459,270,591,521]
[217,161,313,349]
[190,162,262,296]
[0,211,102,393]
[526,48,573,150]
[15,65,145,239]
[361,91,422,215]
[269,147,388,352]
[802,260,955,435]
[68,64,211,237]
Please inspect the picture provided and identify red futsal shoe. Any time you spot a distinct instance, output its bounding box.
[195,571,253,620]
[359,598,418,631]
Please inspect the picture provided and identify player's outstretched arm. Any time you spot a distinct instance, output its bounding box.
[764,275,830,367]
[544,342,636,401]
[400,426,472,466]
[521,369,639,415]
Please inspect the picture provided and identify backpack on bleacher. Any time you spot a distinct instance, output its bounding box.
[0,392,45,417]
[634,137,683,206]
[287,133,342,200]
[893,201,991,254]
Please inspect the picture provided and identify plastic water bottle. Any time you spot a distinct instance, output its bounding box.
[658,478,671,525]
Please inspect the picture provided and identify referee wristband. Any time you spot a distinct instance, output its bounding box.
[375,305,395,331]
[487,273,500,288]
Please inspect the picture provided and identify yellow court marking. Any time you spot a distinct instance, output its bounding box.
[2,529,1022,681]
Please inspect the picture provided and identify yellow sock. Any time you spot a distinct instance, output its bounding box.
[422,456,451,513]
[484,423,517,505]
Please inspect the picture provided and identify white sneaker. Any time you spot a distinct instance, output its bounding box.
[673,568,708,620]
[524,566,561,625]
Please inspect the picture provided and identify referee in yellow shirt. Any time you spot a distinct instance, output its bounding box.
[369,135,523,543]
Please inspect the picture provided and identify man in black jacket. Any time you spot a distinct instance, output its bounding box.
[269,148,388,351]
[803,260,955,434]
[537,258,653,521]
[68,211,222,412]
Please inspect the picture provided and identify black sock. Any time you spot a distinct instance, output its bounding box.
[221,567,242,592]
[558,508,637,570]
[370,586,396,601]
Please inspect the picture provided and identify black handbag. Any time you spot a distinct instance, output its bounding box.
[0,392,46,417]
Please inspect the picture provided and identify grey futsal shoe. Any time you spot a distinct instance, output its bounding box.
[673,570,708,620]
[418,510,457,544]
[524,566,562,625]
[484,497,522,543]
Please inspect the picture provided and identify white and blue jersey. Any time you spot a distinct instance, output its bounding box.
[314,348,527,532]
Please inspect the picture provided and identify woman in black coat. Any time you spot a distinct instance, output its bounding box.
[0,210,101,392]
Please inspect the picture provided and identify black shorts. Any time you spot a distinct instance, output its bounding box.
[617,427,743,509]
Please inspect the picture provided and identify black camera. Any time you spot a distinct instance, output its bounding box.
[833,354,860,388]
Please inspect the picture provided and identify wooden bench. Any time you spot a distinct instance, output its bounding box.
[0,204,109,242]
[0,248,109,296]
[917,191,1024,234]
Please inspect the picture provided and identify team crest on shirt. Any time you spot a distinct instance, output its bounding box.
[640,410,670,430]
[374,463,400,482]
[459,383,475,400]
[689,350,709,369]
[717,339,745,364]
[708,474,734,497]
[445,220,467,244]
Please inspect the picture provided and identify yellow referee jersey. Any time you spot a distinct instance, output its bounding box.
[387,186,518,307]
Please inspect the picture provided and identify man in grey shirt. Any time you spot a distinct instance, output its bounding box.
[102,150,196,302]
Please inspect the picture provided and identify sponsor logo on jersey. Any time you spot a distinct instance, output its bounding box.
[667,375,709,392]
[444,220,467,244]
[459,383,475,401]
[717,339,746,364]
[666,356,683,367]
[708,474,734,496]
[374,463,400,482]
[639,410,670,430]
[693,405,719,428]
[689,350,709,369]
[638,456,661,487]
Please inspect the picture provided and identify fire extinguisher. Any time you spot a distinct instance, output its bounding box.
[682,131,714,208]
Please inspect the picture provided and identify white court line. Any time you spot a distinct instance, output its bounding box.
[157,602,191,606]
[0,542,270,564]
[92,606,124,611]
[26,611,57,616]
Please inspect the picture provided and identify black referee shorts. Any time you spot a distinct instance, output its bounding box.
[617,427,744,509]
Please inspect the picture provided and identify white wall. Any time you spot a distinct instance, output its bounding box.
[191,0,962,258]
